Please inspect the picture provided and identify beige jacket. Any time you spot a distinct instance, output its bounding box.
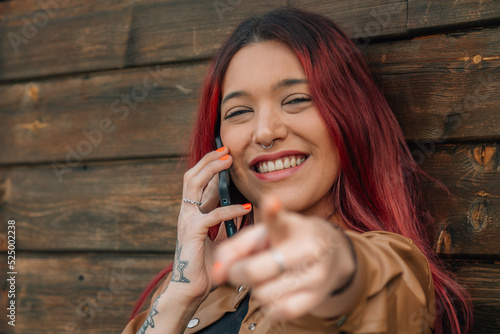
[122,231,435,333]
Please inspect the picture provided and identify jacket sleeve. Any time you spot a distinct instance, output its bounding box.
[121,271,173,334]
[288,230,436,333]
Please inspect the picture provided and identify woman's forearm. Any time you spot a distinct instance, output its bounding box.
[136,285,205,334]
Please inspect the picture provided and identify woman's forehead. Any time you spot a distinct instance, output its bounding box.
[221,41,306,95]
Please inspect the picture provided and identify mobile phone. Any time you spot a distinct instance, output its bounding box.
[215,136,237,238]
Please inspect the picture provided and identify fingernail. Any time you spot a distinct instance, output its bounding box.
[216,146,225,152]
[212,261,224,281]
[242,203,252,210]
[219,155,230,161]
[268,197,282,212]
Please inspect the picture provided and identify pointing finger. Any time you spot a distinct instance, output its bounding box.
[260,195,289,244]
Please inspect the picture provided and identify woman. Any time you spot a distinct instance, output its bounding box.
[123,6,472,334]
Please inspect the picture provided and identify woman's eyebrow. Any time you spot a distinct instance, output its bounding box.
[221,78,308,106]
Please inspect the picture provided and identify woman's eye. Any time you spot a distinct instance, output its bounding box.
[287,97,311,105]
[224,97,311,119]
[224,109,250,119]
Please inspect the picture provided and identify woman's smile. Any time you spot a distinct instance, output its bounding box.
[250,150,308,180]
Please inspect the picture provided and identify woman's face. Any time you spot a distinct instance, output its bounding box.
[220,40,340,219]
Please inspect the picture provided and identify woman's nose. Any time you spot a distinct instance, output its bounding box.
[253,108,288,148]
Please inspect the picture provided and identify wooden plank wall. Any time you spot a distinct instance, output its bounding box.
[0,0,499,332]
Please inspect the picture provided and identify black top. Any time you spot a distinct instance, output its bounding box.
[195,292,251,334]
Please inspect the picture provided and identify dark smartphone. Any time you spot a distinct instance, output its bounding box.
[215,136,237,238]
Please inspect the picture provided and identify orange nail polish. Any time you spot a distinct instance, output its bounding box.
[269,197,282,212]
[212,261,223,278]
[216,146,225,152]
[242,203,252,210]
[219,155,229,161]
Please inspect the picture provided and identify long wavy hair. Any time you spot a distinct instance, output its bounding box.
[130,6,473,333]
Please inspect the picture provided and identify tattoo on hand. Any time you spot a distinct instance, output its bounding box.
[136,294,162,334]
[171,239,190,283]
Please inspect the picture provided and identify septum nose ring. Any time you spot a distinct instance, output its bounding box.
[262,140,274,149]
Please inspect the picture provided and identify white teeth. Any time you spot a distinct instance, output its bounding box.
[284,157,290,168]
[275,159,284,170]
[256,155,307,173]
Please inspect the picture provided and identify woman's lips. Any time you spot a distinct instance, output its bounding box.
[251,156,308,181]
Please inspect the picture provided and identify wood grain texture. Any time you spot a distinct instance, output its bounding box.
[288,0,408,41]
[2,0,498,82]
[0,143,497,255]
[0,0,286,81]
[364,26,500,142]
[416,143,500,257]
[125,0,286,65]
[0,252,174,334]
[1,26,498,165]
[0,0,133,81]
[0,62,205,164]
[450,260,500,333]
[408,0,500,35]
[0,157,186,252]
[0,255,497,333]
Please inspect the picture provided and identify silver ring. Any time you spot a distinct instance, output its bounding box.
[262,140,273,149]
[270,248,285,273]
[183,198,202,206]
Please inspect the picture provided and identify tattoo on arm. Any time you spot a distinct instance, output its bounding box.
[135,239,190,333]
[136,293,162,334]
[171,239,190,283]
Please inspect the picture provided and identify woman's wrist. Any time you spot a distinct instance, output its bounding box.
[309,228,363,319]
[142,285,205,334]
[330,228,358,296]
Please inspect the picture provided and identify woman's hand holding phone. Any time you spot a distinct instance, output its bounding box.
[171,146,252,304]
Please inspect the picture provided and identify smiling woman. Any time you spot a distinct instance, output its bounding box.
[122,6,473,334]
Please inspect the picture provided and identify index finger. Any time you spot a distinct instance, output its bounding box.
[260,195,289,244]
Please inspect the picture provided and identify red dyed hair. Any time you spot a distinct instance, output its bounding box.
[130,6,473,333]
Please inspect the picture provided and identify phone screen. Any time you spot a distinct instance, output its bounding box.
[215,136,237,237]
